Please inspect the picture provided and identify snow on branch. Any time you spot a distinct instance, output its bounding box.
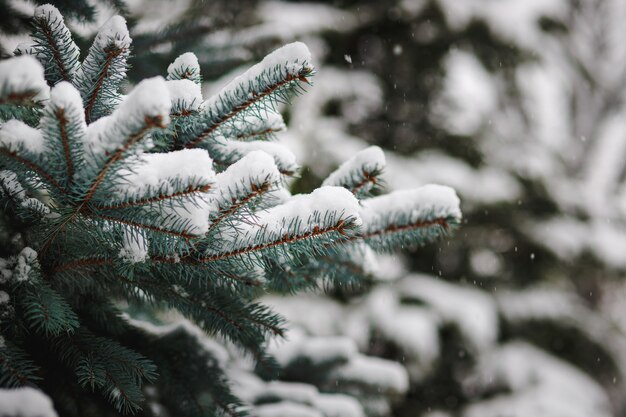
[74,15,131,122]
[104,149,215,211]
[210,138,299,177]
[0,170,50,219]
[358,184,462,251]
[219,112,286,142]
[165,79,203,115]
[167,52,201,84]
[0,56,49,105]
[32,4,80,85]
[81,76,170,203]
[97,149,215,238]
[209,150,281,230]
[0,120,64,193]
[184,42,313,148]
[0,387,58,417]
[202,187,361,263]
[39,81,87,189]
[119,227,149,264]
[322,146,385,198]
[0,120,45,156]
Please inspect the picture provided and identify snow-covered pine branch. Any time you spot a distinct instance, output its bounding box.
[358,184,462,251]
[165,79,203,115]
[322,146,385,198]
[219,112,286,142]
[73,14,131,122]
[167,52,202,84]
[0,56,48,110]
[202,186,361,265]
[31,5,80,85]
[0,6,462,415]
[209,137,299,177]
[208,150,281,230]
[80,77,170,203]
[182,42,313,148]
[39,82,86,190]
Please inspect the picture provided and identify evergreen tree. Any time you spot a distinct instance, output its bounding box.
[0,5,460,416]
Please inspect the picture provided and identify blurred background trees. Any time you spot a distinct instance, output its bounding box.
[3,0,626,416]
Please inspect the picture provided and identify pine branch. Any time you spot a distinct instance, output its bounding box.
[0,56,48,102]
[202,219,352,263]
[185,72,308,148]
[0,342,40,387]
[39,81,87,190]
[0,149,65,194]
[81,116,164,205]
[97,184,212,211]
[52,256,112,275]
[356,185,462,252]
[57,107,74,180]
[209,180,272,231]
[322,146,385,198]
[167,52,202,84]
[74,16,131,122]
[183,42,312,148]
[87,212,199,240]
[19,280,80,336]
[31,5,80,85]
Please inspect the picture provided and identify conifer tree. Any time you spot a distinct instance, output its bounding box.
[0,5,461,416]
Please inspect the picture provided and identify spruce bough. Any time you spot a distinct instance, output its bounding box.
[0,5,461,416]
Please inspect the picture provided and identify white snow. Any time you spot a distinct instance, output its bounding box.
[93,15,131,50]
[0,119,46,155]
[359,184,461,231]
[255,402,323,417]
[462,342,613,417]
[255,2,358,40]
[84,76,170,161]
[398,274,498,351]
[21,198,50,216]
[124,316,231,365]
[119,228,149,263]
[0,387,58,417]
[209,186,361,256]
[269,328,356,368]
[14,42,36,56]
[257,381,319,405]
[114,149,215,200]
[165,79,203,113]
[315,394,364,417]
[124,0,191,35]
[436,0,566,49]
[328,353,409,395]
[322,146,385,191]
[112,149,215,234]
[33,4,80,78]
[0,171,25,200]
[0,55,49,101]
[34,4,63,20]
[41,82,87,140]
[167,52,201,82]
[204,42,312,117]
[48,81,84,113]
[263,295,346,337]
[210,150,280,217]
[365,287,441,379]
[14,247,38,282]
[214,139,299,176]
[433,50,497,135]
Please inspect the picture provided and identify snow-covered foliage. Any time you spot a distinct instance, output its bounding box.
[0,4,462,417]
